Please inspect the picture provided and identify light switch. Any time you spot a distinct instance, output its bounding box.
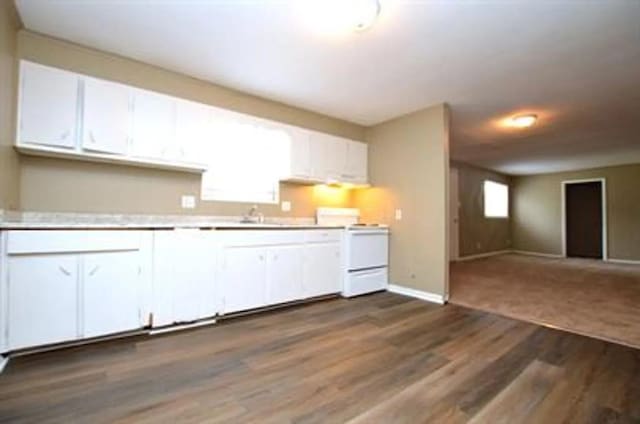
[281,201,291,212]
[395,209,402,221]
[181,195,196,209]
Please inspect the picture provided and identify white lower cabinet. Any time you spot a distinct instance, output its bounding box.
[220,246,268,314]
[82,251,142,338]
[7,255,79,351]
[2,230,149,353]
[267,245,304,305]
[219,230,342,315]
[0,228,345,354]
[152,230,217,327]
[304,243,342,298]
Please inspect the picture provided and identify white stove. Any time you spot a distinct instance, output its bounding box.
[316,208,389,297]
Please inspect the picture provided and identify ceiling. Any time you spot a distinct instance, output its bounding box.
[15,0,640,175]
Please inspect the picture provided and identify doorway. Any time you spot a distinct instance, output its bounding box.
[562,179,607,260]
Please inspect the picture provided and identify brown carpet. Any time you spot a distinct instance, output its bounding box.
[450,253,640,349]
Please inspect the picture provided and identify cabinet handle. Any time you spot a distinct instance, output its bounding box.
[259,255,265,261]
[58,266,72,276]
[59,130,71,141]
[88,265,100,276]
[89,130,97,144]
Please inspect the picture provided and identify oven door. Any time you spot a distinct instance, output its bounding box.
[348,230,389,270]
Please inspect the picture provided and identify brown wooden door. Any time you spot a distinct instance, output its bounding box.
[565,181,603,259]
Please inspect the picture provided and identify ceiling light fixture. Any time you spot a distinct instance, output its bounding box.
[300,0,381,36]
[509,114,538,128]
[350,0,381,32]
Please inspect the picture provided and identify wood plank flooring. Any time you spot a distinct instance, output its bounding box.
[1,292,640,423]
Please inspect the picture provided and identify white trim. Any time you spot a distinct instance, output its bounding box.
[561,178,608,260]
[607,258,640,266]
[511,250,564,259]
[0,355,8,374]
[387,284,446,304]
[455,250,511,262]
[149,317,217,335]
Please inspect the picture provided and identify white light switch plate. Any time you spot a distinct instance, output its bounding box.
[395,209,403,220]
[281,201,291,212]
[181,195,196,209]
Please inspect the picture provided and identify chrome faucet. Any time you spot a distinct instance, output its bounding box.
[241,204,264,224]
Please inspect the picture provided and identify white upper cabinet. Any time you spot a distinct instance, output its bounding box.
[324,135,348,182]
[286,126,313,181]
[175,99,212,163]
[82,77,130,155]
[344,140,368,184]
[131,89,175,160]
[285,129,368,185]
[19,61,79,149]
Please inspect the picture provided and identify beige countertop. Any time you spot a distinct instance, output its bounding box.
[0,211,345,230]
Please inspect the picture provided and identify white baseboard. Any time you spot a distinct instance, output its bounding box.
[607,258,640,266]
[511,250,564,259]
[455,250,511,262]
[0,356,8,374]
[149,317,217,335]
[387,284,446,305]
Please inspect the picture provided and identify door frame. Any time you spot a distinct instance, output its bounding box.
[561,178,607,260]
[449,167,459,261]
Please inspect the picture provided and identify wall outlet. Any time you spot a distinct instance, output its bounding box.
[181,195,196,209]
[281,201,291,212]
[395,209,403,221]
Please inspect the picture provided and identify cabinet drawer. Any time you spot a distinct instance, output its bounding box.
[305,229,342,243]
[7,230,142,254]
[219,230,306,247]
[344,268,388,297]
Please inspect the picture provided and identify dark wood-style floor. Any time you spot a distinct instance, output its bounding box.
[1,293,640,423]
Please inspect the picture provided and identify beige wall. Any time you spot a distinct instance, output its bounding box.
[0,1,19,210]
[452,161,511,256]
[354,104,450,296]
[512,163,640,261]
[15,30,365,216]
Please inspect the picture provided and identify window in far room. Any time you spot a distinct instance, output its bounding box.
[484,180,509,218]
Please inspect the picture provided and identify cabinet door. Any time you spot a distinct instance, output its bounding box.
[309,131,328,181]
[175,99,212,163]
[152,231,217,327]
[267,245,304,305]
[345,140,368,183]
[83,251,141,338]
[325,135,348,182]
[82,77,130,155]
[8,255,79,350]
[287,126,312,180]
[19,61,78,149]
[304,243,342,298]
[221,246,267,314]
[131,90,175,160]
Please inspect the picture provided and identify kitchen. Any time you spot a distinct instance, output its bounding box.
[0,1,458,421]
